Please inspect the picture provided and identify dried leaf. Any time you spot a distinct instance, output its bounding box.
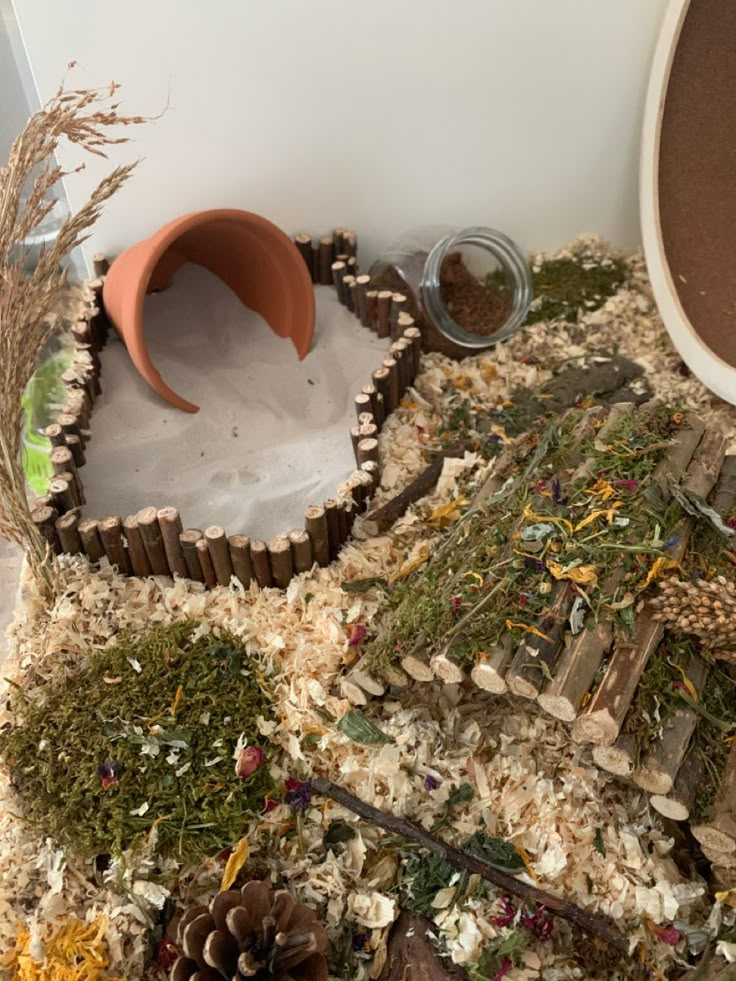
[569,595,586,635]
[668,478,736,539]
[668,659,698,702]
[593,828,606,857]
[574,504,622,532]
[520,522,555,542]
[390,543,430,582]
[523,506,573,535]
[546,560,598,586]
[337,709,394,745]
[427,497,468,529]
[220,835,250,890]
[505,620,553,643]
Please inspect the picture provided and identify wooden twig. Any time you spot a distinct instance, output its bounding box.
[312,777,629,954]
[362,444,473,536]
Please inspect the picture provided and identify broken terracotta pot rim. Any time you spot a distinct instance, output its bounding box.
[102,208,316,413]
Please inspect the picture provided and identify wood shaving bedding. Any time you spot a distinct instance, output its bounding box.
[2,239,733,978]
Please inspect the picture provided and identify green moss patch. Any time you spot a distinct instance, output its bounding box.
[523,251,628,325]
[0,622,274,859]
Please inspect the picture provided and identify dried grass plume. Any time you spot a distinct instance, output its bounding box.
[0,67,146,593]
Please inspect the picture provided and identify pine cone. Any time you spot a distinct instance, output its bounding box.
[171,881,328,981]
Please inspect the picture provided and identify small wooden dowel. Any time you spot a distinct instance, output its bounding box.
[355,392,372,421]
[55,512,82,554]
[205,525,234,586]
[376,291,393,339]
[98,516,132,574]
[269,534,294,589]
[180,529,205,582]
[357,437,379,467]
[157,507,187,578]
[355,275,371,327]
[318,235,334,285]
[324,499,341,561]
[372,367,391,416]
[44,423,66,448]
[92,252,109,277]
[361,383,383,427]
[288,528,313,573]
[78,519,105,563]
[48,477,75,516]
[137,506,170,576]
[366,290,379,332]
[250,540,273,588]
[304,505,330,566]
[32,505,60,555]
[228,534,253,587]
[196,538,217,587]
[65,434,85,468]
[382,357,400,412]
[389,293,408,339]
[331,261,348,305]
[294,233,313,278]
[124,515,152,577]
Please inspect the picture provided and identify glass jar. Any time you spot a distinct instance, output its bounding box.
[369,225,533,356]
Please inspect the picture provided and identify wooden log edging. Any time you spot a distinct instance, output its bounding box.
[46,230,422,592]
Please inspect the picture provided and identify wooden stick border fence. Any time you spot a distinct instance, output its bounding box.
[30,228,422,593]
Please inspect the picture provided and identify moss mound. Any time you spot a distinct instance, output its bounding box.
[524,251,628,325]
[0,622,274,859]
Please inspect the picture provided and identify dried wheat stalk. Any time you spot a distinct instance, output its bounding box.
[0,66,145,592]
[651,576,736,659]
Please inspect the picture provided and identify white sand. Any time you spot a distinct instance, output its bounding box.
[81,264,389,540]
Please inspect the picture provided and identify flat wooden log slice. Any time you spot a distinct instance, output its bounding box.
[378,912,470,981]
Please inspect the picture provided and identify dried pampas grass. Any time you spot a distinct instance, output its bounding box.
[0,65,146,593]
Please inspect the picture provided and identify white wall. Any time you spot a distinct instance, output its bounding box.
[0,1,34,160]
[12,0,667,262]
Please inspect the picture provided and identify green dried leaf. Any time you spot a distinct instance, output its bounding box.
[520,522,554,542]
[469,929,525,980]
[336,709,393,745]
[593,827,606,857]
[448,782,474,807]
[464,830,526,873]
[341,577,388,594]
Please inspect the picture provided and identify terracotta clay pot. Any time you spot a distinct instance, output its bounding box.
[102,209,315,413]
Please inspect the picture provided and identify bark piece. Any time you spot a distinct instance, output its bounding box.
[379,912,470,981]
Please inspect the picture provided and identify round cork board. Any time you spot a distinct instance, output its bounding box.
[641,0,736,405]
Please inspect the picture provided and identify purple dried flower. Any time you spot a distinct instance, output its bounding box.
[285,777,313,813]
[521,906,554,942]
[665,535,680,550]
[614,478,639,492]
[451,595,462,617]
[348,623,367,647]
[493,958,514,980]
[728,517,736,530]
[524,556,546,572]
[551,476,566,504]
[98,760,120,790]
[493,896,516,928]
[424,774,439,791]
